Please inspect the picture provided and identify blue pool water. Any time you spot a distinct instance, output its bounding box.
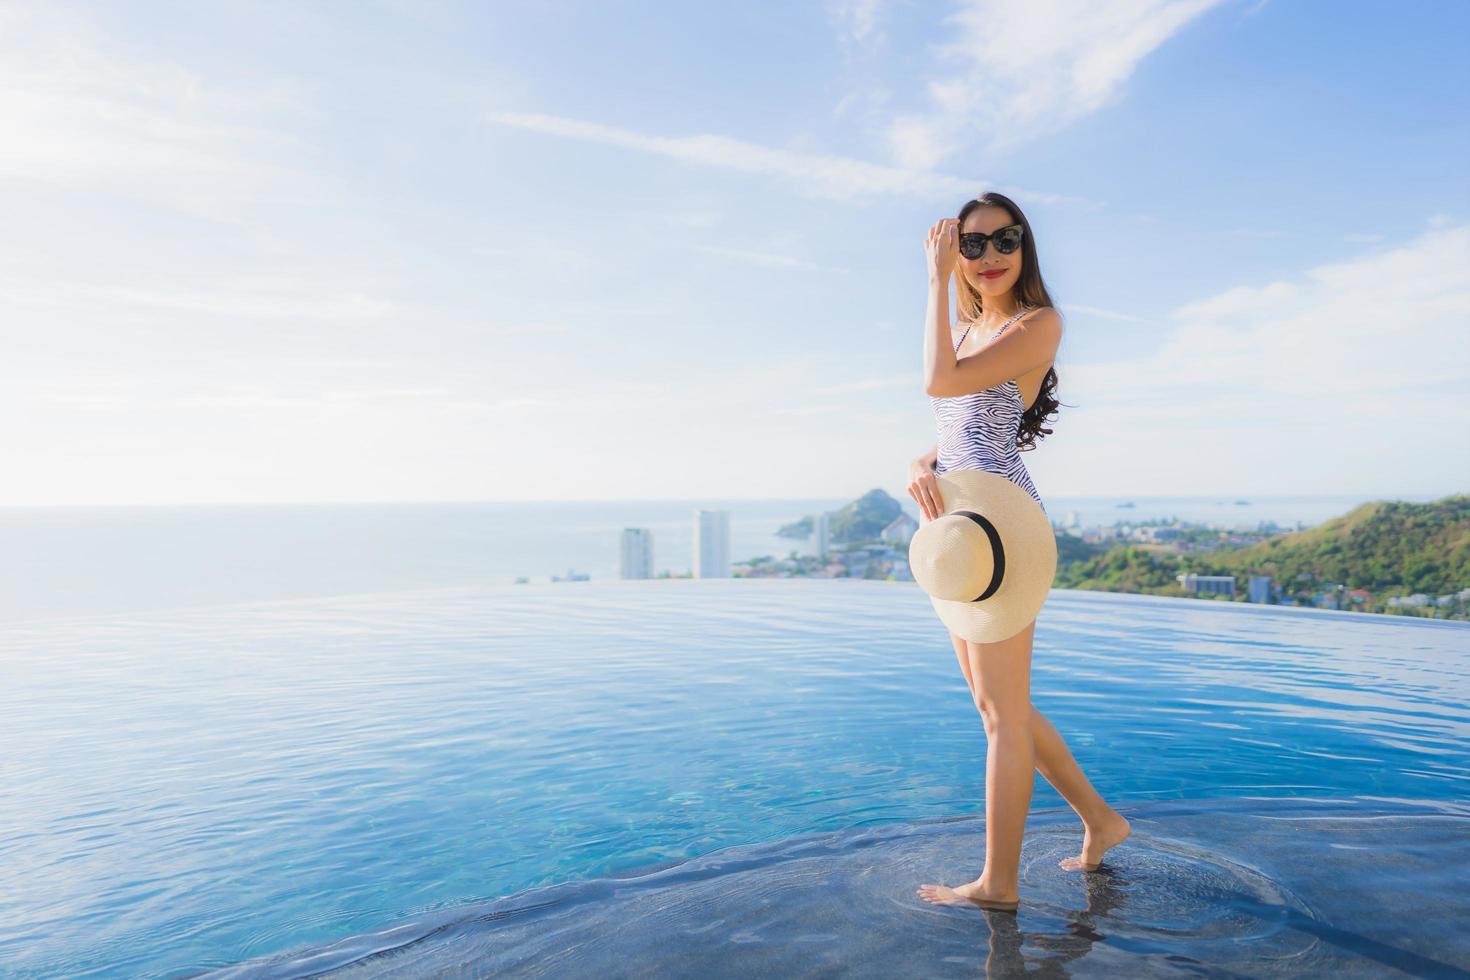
[2,580,1467,977]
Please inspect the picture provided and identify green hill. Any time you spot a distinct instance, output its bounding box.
[1055,493,1470,613]
[778,488,905,544]
[1215,494,1470,595]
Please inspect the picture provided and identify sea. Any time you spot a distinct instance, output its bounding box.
[0,493,1395,625]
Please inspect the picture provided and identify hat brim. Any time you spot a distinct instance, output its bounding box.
[910,470,1056,643]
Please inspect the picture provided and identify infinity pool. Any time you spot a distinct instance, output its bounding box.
[2,580,1467,977]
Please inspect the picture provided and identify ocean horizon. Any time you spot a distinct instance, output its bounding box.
[0,492,1409,625]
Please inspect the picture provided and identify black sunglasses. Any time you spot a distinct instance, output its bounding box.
[958,223,1024,260]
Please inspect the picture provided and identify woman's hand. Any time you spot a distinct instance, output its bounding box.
[925,218,959,281]
[907,457,944,522]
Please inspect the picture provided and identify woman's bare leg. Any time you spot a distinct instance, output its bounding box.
[966,621,1035,898]
[918,621,1035,907]
[944,626,1131,872]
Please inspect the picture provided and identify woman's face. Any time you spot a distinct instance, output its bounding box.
[959,207,1023,299]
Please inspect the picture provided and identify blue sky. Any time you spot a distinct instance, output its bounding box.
[2,0,1467,507]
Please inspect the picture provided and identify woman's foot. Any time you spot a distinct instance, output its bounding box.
[916,877,1020,911]
[1060,809,1131,871]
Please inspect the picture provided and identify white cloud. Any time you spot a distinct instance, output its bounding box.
[0,2,338,221]
[0,276,399,322]
[690,244,850,274]
[483,110,1094,207]
[813,375,914,395]
[828,0,895,124]
[772,404,845,417]
[1050,222,1470,494]
[830,0,886,50]
[1058,303,1151,324]
[889,0,1228,168]
[1081,223,1470,398]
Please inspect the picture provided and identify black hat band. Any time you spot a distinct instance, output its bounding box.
[954,510,1004,602]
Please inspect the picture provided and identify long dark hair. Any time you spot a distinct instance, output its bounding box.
[952,192,1066,451]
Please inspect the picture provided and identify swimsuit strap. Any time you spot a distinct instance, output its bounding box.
[954,305,1035,351]
[994,304,1035,336]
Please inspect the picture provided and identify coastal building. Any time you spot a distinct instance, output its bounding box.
[881,512,918,546]
[693,509,730,579]
[1177,572,1236,598]
[814,511,830,560]
[1248,574,1273,604]
[620,527,654,580]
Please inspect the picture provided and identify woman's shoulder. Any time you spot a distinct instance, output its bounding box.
[986,304,1057,326]
[955,305,1058,338]
[1017,305,1063,337]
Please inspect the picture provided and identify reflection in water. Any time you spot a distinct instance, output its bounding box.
[200,797,1470,978]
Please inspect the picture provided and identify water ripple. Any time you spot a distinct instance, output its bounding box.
[0,581,1465,977]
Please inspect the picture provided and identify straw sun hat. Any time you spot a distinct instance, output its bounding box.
[907,469,1057,643]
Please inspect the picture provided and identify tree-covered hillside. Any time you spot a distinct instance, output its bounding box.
[1055,494,1470,615]
[1218,495,1470,596]
[778,489,905,544]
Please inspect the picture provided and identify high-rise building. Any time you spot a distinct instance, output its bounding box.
[814,511,831,560]
[693,509,730,578]
[880,512,917,546]
[620,527,654,579]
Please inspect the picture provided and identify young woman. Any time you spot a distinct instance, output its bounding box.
[909,192,1130,912]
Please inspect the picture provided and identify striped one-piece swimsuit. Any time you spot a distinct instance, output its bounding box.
[929,305,1046,514]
